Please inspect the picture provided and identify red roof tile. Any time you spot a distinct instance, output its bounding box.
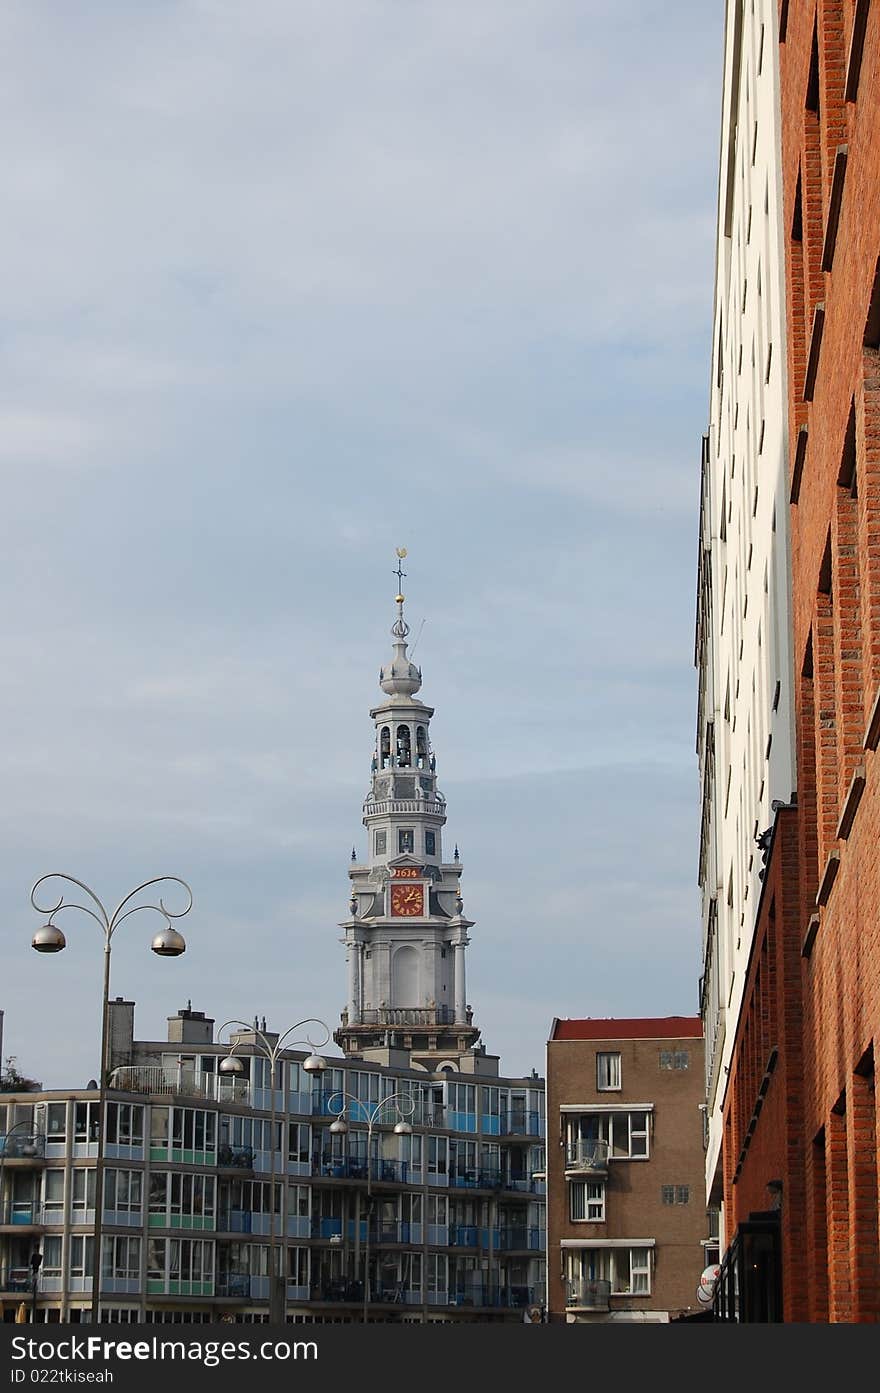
[550,1015,703,1041]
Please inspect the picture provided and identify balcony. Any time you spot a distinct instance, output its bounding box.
[564,1140,610,1176]
[496,1226,544,1253]
[0,1134,45,1162]
[565,1278,611,1312]
[500,1111,542,1137]
[109,1066,249,1105]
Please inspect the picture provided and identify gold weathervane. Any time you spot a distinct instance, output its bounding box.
[394,547,407,603]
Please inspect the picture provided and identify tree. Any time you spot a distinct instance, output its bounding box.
[0,1056,42,1092]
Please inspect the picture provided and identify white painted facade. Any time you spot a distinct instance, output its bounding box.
[696,0,796,1214]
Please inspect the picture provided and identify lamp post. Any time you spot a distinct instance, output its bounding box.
[327,1090,415,1323]
[217,1018,330,1323]
[30,872,192,1323]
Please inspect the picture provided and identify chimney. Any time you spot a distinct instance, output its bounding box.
[167,1005,214,1045]
[107,998,135,1072]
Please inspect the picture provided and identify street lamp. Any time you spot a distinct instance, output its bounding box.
[327,1089,415,1323]
[217,1018,330,1322]
[30,872,193,1322]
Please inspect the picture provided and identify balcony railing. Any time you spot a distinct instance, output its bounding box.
[496,1226,545,1252]
[370,1221,412,1245]
[217,1145,255,1170]
[109,1066,249,1104]
[566,1278,611,1311]
[314,1156,411,1184]
[0,1202,42,1226]
[216,1210,253,1233]
[500,1111,542,1137]
[450,1167,502,1190]
[311,1278,363,1303]
[0,1134,45,1160]
[565,1140,610,1174]
[449,1224,479,1247]
[0,1268,34,1292]
[216,1273,251,1298]
[450,1284,537,1309]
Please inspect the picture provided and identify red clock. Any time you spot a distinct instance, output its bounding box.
[391,883,424,917]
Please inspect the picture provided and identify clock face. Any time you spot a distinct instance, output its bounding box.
[391,883,424,917]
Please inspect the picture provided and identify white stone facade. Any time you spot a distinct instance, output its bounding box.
[696,0,796,1213]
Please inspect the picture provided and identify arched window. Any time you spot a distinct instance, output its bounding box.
[396,725,412,767]
[416,726,428,766]
[380,727,391,768]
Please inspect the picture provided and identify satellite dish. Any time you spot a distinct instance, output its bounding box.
[697,1264,720,1304]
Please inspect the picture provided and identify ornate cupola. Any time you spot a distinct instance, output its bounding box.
[335,550,481,1067]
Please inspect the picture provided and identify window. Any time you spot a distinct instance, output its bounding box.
[659,1050,690,1070]
[288,1123,310,1166]
[104,1169,142,1215]
[425,831,436,856]
[46,1103,67,1143]
[71,1169,96,1214]
[69,1235,95,1279]
[570,1180,605,1222]
[375,831,387,856]
[102,1236,141,1282]
[661,1185,690,1206]
[42,1236,63,1279]
[596,1053,621,1091]
[74,1103,100,1143]
[43,1170,65,1215]
[106,1103,144,1146]
[398,829,414,854]
[427,1137,448,1177]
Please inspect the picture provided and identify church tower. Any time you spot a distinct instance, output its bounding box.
[335,551,481,1067]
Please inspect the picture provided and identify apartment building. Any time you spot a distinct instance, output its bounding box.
[546,1018,708,1324]
[0,1005,544,1323]
[696,0,797,1247]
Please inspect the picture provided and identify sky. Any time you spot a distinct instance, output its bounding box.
[0,0,723,1088]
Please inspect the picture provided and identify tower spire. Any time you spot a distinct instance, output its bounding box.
[380,546,421,697]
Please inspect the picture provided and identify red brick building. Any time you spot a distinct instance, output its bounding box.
[719,0,880,1323]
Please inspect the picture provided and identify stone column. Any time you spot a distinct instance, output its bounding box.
[453,941,467,1024]
[347,936,360,1024]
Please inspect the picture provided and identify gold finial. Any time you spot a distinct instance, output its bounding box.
[396,546,407,558]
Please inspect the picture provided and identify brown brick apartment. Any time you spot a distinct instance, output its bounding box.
[546,1018,709,1323]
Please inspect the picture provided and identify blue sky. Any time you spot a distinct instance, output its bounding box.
[0,0,722,1086]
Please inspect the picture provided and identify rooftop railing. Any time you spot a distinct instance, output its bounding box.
[108,1067,249,1104]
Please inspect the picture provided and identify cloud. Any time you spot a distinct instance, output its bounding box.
[0,0,721,1089]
